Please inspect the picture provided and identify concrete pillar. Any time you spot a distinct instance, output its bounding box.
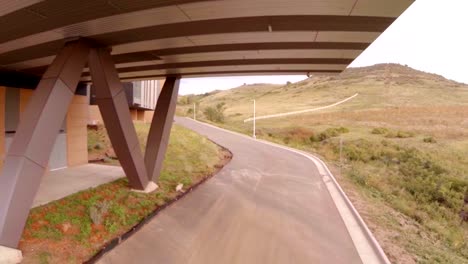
[88,48,151,190]
[145,77,180,182]
[0,40,90,248]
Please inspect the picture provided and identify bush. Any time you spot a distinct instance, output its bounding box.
[311,127,349,142]
[385,130,414,138]
[203,102,226,123]
[423,136,437,143]
[396,131,415,138]
[94,143,103,150]
[371,127,389,134]
[309,134,319,142]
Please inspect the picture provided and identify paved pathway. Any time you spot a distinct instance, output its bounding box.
[98,117,363,264]
[33,164,123,207]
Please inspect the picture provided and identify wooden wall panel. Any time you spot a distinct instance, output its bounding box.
[88,105,104,125]
[137,110,145,121]
[66,95,88,166]
[144,110,154,124]
[130,109,138,121]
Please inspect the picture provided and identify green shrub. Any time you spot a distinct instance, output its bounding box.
[396,131,415,138]
[423,136,437,143]
[309,134,319,142]
[371,127,389,134]
[203,103,226,123]
[336,127,350,134]
[385,130,414,138]
[94,143,103,150]
[312,127,349,142]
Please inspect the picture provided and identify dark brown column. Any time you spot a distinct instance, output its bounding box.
[145,77,180,182]
[0,40,90,248]
[88,48,149,190]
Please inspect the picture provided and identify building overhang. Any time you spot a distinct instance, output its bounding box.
[0,0,414,86]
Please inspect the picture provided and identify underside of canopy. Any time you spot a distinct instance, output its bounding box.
[0,0,414,87]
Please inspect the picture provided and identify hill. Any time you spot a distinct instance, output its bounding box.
[177,64,468,263]
[179,63,468,121]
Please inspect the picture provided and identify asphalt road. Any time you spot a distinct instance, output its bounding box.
[98,117,363,264]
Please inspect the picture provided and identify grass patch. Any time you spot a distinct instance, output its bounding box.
[20,124,230,263]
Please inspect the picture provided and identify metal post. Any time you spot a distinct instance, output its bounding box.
[339,136,343,174]
[253,99,256,139]
[88,48,150,190]
[0,40,91,248]
[145,77,180,182]
[193,103,196,120]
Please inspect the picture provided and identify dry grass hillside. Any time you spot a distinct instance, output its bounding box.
[178,64,468,263]
[180,64,468,120]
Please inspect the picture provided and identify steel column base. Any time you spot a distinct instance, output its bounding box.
[0,245,22,264]
[131,181,159,194]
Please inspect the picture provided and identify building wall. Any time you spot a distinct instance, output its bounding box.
[0,87,5,171]
[136,80,160,110]
[143,110,154,123]
[19,89,33,121]
[130,109,138,121]
[136,110,145,122]
[66,95,88,166]
[89,105,103,125]
[1,87,88,171]
[90,105,155,124]
[159,79,165,88]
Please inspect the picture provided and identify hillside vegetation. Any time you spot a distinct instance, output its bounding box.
[178,64,468,263]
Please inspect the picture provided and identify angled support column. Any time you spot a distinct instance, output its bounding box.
[145,77,180,182]
[88,48,151,190]
[0,40,90,248]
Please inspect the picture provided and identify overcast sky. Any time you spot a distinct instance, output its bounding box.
[179,0,468,95]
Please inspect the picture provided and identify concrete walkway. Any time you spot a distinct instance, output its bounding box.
[98,118,364,264]
[33,164,124,207]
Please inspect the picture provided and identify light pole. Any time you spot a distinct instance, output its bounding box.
[193,103,196,120]
[253,99,256,139]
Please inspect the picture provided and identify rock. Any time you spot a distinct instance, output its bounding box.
[176,183,184,192]
[61,222,71,233]
[105,148,116,159]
